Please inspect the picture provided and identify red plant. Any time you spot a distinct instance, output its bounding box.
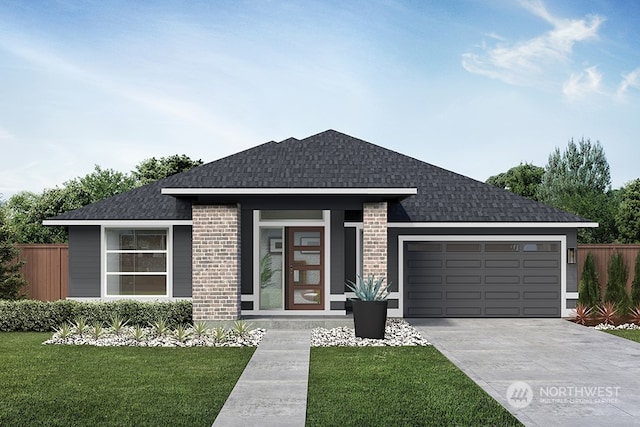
[629,306,640,326]
[573,303,593,325]
[596,302,618,325]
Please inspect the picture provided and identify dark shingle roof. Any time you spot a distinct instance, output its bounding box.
[50,130,590,223]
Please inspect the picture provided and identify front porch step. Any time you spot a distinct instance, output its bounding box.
[241,315,353,330]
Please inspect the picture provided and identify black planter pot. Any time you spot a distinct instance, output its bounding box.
[352,300,388,339]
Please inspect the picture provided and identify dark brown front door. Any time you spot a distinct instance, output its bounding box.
[286,227,324,310]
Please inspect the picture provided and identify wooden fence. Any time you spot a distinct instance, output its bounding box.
[577,244,640,295]
[16,244,68,301]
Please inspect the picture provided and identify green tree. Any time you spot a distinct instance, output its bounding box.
[616,179,640,243]
[604,252,631,313]
[537,138,617,243]
[132,154,203,186]
[486,163,544,200]
[0,209,27,299]
[578,252,600,308]
[1,166,137,243]
[632,252,640,307]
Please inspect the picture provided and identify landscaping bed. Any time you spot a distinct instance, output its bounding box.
[311,318,430,347]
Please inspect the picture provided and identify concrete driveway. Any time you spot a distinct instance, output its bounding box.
[409,318,640,427]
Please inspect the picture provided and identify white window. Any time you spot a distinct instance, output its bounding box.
[105,229,169,297]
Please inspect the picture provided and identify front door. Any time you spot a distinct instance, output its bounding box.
[286,227,324,310]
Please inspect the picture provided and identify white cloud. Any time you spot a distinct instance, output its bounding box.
[616,68,640,100]
[562,66,604,101]
[462,0,604,86]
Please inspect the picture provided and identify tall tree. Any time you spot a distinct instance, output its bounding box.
[132,154,203,186]
[0,209,27,299]
[486,163,544,200]
[616,179,640,243]
[604,252,631,313]
[537,138,617,243]
[578,252,600,308]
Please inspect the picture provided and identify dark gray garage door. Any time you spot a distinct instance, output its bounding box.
[405,241,561,317]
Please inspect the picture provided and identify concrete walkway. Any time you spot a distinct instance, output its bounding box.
[212,330,310,427]
[410,318,640,427]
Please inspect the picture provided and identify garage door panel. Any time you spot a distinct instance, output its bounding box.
[405,240,561,318]
[446,306,482,316]
[523,275,558,284]
[523,291,559,300]
[523,307,559,316]
[408,275,442,285]
[484,291,520,300]
[446,291,482,300]
[524,259,559,268]
[408,259,442,268]
[408,291,442,299]
[446,275,482,284]
[446,259,482,268]
[485,259,520,268]
[484,275,520,285]
[408,307,443,316]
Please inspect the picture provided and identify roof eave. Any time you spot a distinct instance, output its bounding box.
[160,187,418,197]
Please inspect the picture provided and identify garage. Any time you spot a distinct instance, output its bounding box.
[404,239,561,317]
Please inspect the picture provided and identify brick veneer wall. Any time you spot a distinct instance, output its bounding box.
[362,202,388,280]
[192,204,241,321]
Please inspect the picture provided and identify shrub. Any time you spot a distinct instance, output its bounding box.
[632,252,640,307]
[578,252,600,308]
[0,299,192,332]
[604,252,631,314]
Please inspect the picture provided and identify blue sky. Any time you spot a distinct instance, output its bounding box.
[1,0,639,198]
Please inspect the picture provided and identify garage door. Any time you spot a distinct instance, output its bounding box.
[405,241,561,317]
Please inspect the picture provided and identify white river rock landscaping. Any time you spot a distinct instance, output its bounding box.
[44,326,266,347]
[311,318,431,347]
[594,323,640,330]
[43,318,430,348]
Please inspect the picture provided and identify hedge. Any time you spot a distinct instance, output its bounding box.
[0,299,192,332]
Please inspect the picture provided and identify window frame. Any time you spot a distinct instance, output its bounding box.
[102,226,173,298]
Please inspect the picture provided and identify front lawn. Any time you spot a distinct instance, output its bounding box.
[604,329,640,343]
[0,332,254,426]
[306,346,522,427]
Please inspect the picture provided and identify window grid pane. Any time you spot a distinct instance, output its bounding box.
[106,228,168,296]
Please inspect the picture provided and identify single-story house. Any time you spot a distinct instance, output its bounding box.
[44,130,597,319]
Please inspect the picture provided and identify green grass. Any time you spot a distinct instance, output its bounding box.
[605,329,640,343]
[306,346,522,427]
[0,332,254,427]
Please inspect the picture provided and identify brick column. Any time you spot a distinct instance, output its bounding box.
[362,202,388,280]
[192,204,241,321]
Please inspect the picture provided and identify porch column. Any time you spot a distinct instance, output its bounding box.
[362,202,388,279]
[192,204,241,321]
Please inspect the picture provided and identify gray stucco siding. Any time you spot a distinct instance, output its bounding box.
[172,225,192,297]
[68,226,101,297]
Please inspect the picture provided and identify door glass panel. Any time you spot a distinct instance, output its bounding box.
[259,227,284,310]
[294,231,321,246]
[293,289,321,304]
[294,250,320,265]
